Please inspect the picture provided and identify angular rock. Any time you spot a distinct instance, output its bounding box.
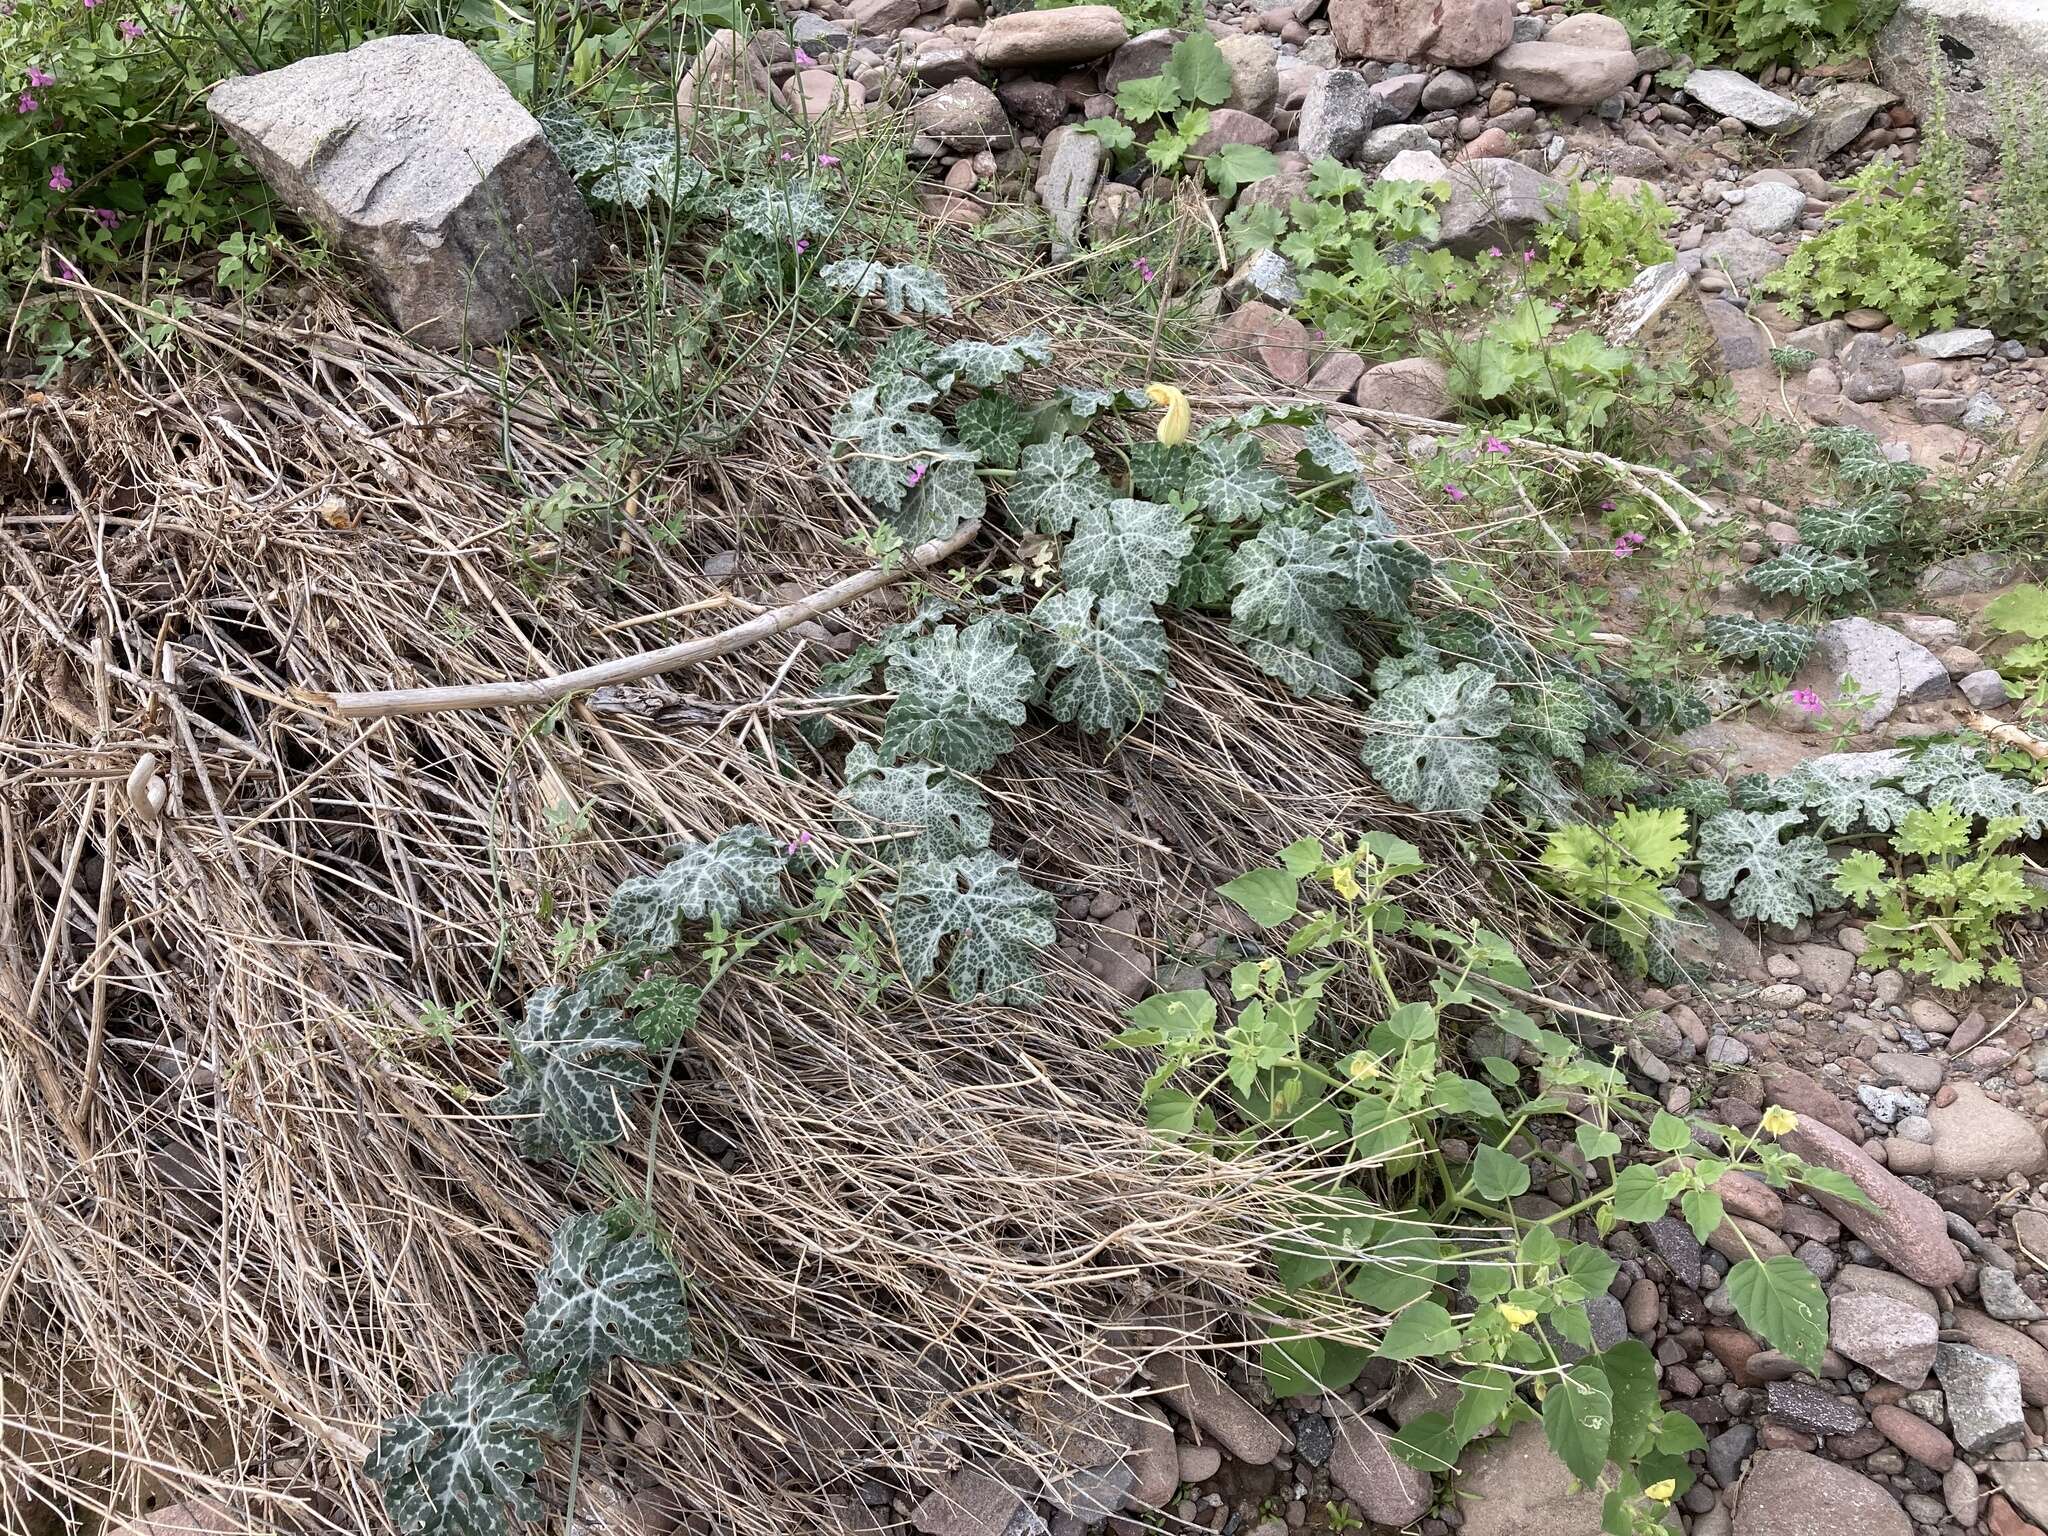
[1733,1449,1910,1536]
[1490,41,1637,106]
[1782,81,1898,166]
[1979,1265,2045,1322]
[1703,297,1767,370]
[1214,300,1313,387]
[1371,71,1428,119]
[1830,1292,1938,1388]
[1685,68,1813,134]
[1607,261,1690,345]
[208,35,594,349]
[1947,1306,2048,1407]
[1036,125,1103,257]
[1919,551,2019,597]
[1701,228,1787,288]
[1912,326,1997,359]
[1929,1084,2046,1182]
[1434,158,1568,256]
[1708,1423,1758,1487]
[1873,0,2048,153]
[1839,332,1904,403]
[1354,356,1452,420]
[1765,1380,1864,1436]
[1453,1419,1608,1536]
[977,6,1129,69]
[1870,1402,1954,1471]
[1960,668,2010,708]
[1996,1466,2048,1528]
[1330,0,1516,66]
[1733,182,1807,236]
[1218,34,1279,117]
[1298,69,1381,162]
[1226,250,1303,307]
[1145,1353,1290,1463]
[1328,1408,1430,1527]
[1360,122,1435,163]
[1422,69,1480,110]
[1796,617,1951,729]
[1190,108,1279,155]
[912,1468,1047,1536]
[106,1501,239,1536]
[1780,1118,1965,1287]
[912,79,1012,152]
[1934,1342,2025,1452]
[1380,147,1452,183]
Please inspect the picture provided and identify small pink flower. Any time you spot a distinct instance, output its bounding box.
[49,164,72,192]
[1786,687,1824,715]
[1133,257,1155,284]
[55,257,80,281]
[1485,246,1502,258]
[17,91,36,113]
[1598,498,1615,511]
[793,238,809,253]
[1610,530,1647,558]
[782,830,815,855]
[1445,483,1468,502]
[818,153,841,167]
[92,207,120,230]
[27,65,54,87]
[1522,248,1535,263]
[117,17,143,37]
[1481,435,1510,455]
[905,461,929,487]
[793,46,815,66]
[778,149,795,162]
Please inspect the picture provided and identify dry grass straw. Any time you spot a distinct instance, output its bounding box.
[0,199,1599,1536]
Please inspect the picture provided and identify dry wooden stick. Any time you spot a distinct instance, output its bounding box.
[309,519,984,720]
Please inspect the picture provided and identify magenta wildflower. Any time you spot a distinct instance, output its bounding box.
[818,153,841,167]
[1522,248,1535,263]
[1786,687,1824,715]
[117,17,143,36]
[92,207,120,230]
[49,164,72,192]
[782,830,816,856]
[1610,530,1647,558]
[56,256,80,281]
[1445,483,1468,503]
[17,91,36,113]
[793,237,809,253]
[1133,257,1156,284]
[793,46,815,66]
[778,149,795,162]
[1598,498,1615,511]
[1485,245,1503,258]
[1481,435,1510,455]
[905,461,929,488]
[28,65,54,87]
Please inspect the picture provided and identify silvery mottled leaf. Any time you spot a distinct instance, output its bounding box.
[829,373,950,512]
[1899,744,2048,835]
[1030,587,1169,736]
[1183,432,1289,523]
[1775,760,1919,833]
[522,1212,690,1386]
[365,1354,557,1536]
[1065,496,1192,603]
[1747,544,1869,601]
[820,258,952,318]
[1696,809,1837,927]
[1008,434,1110,534]
[1797,494,1903,556]
[953,393,1032,469]
[1359,664,1510,815]
[725,178,832,242]
[1229,524,1348,643]
[1507,676,1595,767]
[1702,615,1816,674]
[494,983,648,1162]
[1296,419,1358,483]
[891,850,1056,1002]
[607,826,788,946]
[926,334,1053,389]
[880,617,1035,772]
[1236,610,1364,699]
[838,743,992,858]
[1322,516,1428,620]
[888,457,985,544]
[1059,384,1151,419]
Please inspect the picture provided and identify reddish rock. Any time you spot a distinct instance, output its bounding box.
[1306,350,1366,400]
[1870,1403,1954,1470]
[1734,1449,1911,1536]
[1328,0,1514,65]
[1991,1494,2048,1536]
[1759,1063,1863,1141]
[1458,126,1511,159]
[1714,1169,1785,1228]
[1706,1325,1763,1385]
[1327,1407,1431,1527]
[1213,301,1312,387]
[1780,1117,1965,1288]
[1190,107,1279,155]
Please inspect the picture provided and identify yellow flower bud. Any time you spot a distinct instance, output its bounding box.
[1330,864,1360,901]
[1761,1105,1799,1137]
[1645,1479,1676,1502]
[1500,1303,1537,1330]
[1145,383,1192,447]
[1347,1054,1381,1082]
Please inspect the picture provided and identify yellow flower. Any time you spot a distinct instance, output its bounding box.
[1145,382,1192,446]
[1330,863,1361,901]
[1761,1105,1799,1137]
[1347,1054,1381,1082]
[1500,1303,1538,1330]
[1645,1479,1676,1502]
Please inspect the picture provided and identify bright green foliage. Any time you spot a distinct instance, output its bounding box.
[1767,163,1969,336]
[1834,805,2046,989]
[1360,665,1511,815]
[1078,33,1276,196]
[1539,808,1690,967]
[1535,181,1676,298]
[1009,435,1114,534]
[830,374,952,513]
[493,984,650,1163]
[891,850,1057,1001]
[879,618,1036,773]
[1065,497,1195,603]
[927,334,1055,390]
[1984,583,2048,639]
[1030,587,1171,736]
[1703,615,1816,674]
[607,827,789,947]
[1183,433,1292,523]
[522,1212,690,1386]
[365,1354,558,1536]
[1747,545,1871,604]
[838,744,993,859]
[1972,85,2048,346]
[1725,1257,1828,1371]
[1797,495,1903,556]
[820,258,953,319]
[725,178,834,243]
[1697,809,1837,927]
[1441,300,1659,450]
[1600,0,1897,69]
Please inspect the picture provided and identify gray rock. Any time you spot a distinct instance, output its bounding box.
[1933,1342,2025,1452]
[1421,69,1479,110]
[912,79,1012,152]
[1645,1216,1705,1289]
[1606,262,1691,344]
[1960,668,2009,708]
[1701,227,1787,288]
[1782,81,1898,166]
[1490,40,1638,105]
[1873,0,2048,156]
[207,35,594,348]
[1839,332,1905,402]
[1034,125,1104,257]
[1830,1292,1939,1388]
[1912,327,1997,358]
[1858,1084,1928,1126]
[1702,297,1768,370]
[1994,1464,2048,1527]
[1298,69,1382,162]
[1379,147,1452,183]
[1919,550,2019,596]
[1360,122,1436,163]
[1963,391,2008,431]
[1218,33,1279,117]
[1978,1264,2045,1322]
[1685,68,1814,134]
[1226,250,1302,307]
[912,1467,1049,1536]
[1732,1449,1910,1536]
[1929,1083,2046,1181]
[1765,1380,1865,1435]
[1871,1053,1942,1094]
[1369,70,1427,120]
[1454,1419,1609,1536]
[976,5,1128,69]
[1796,617,1951,728]
[1293,1410,1334,1467]
[1707,1423,1758,1487]
[1434,158,1569,256]
[1327,1408,1429,1527]
[1733,181,1806,236]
